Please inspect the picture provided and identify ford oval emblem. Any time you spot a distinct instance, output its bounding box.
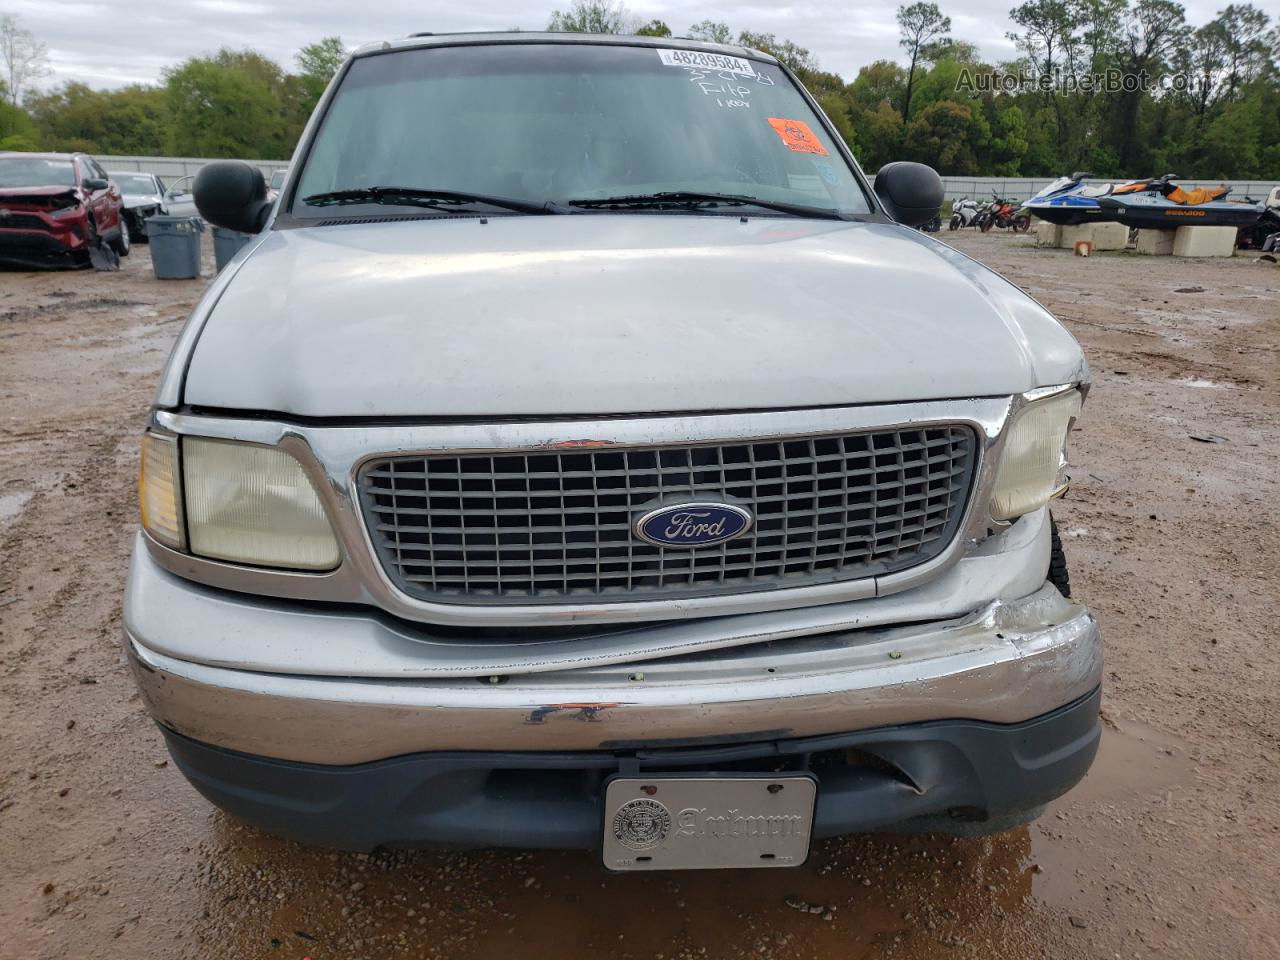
[634,502,753,549]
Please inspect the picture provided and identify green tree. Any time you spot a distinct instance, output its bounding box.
[1216,4,1272,96]
[1190,97,1262,177]
[896,3,951,125]
[854,100,907,171]
[27,83,168,154]
[547,1,632,33]
[0,91,36,146]
[818,93,856,150]
[986,104,1030,174]
[849,60,908,111]
[1109,0,1189,170]
[1008,0,1081,79]
[904,100,989,173]
[1007,0,1082,156]
[736,31,818,74]
[635,19,671,37]
[296,36,347,115]
[687,21,733,44]
[164,49,302,159]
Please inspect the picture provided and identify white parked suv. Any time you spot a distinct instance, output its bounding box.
[125,32,1099,870]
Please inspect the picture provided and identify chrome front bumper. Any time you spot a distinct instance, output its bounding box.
[126,581,1101,766]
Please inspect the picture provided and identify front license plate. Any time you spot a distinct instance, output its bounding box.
[602,775,816,871]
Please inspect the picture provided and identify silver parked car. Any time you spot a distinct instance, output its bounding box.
[126,33,1099,868]
[109,171,167,241]
[160,174,198,218]
[266,167,287,199]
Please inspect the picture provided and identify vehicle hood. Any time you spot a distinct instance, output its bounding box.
[0,185,80,207]
[121,193,162,209]
[183,215,1086,417]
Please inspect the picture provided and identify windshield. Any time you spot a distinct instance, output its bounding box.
[113,173,158,195]
[293,43,871,218]
[0,156,77,188]
[1035,177,1074,198]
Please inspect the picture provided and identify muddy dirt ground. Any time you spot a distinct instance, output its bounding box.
[1,232,1277,960]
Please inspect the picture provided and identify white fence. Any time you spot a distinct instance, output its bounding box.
[95,155,1278,202]
[98,155,290,182]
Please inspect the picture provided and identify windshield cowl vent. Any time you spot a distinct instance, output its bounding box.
[316,213,485,227]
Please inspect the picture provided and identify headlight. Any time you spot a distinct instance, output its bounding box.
[139,432,184,549]
[138,433,340,570]
[989,389,1082,522]
[181,437,340,570]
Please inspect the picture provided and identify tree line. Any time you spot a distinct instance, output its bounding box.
[0,2,1276,179]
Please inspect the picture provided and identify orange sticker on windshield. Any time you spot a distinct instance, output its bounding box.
[767,118,829,156]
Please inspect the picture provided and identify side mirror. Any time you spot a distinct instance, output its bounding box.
[873,162,944,227]
[82,177,109,191]
[194,160,271,234]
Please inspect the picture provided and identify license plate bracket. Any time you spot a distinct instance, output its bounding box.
[602,773,817,871]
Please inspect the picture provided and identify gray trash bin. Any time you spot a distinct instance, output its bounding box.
[211,225,253,273]
[145,216,204,279]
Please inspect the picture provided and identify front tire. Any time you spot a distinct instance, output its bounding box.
[1049,514,1071,597]
[949,214,961,231]
[110,221,131,256]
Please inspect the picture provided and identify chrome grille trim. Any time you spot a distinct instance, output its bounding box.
[358,427,977,604]
[146,395,1033,627]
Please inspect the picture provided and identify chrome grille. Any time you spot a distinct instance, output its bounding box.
[359,426,977,604]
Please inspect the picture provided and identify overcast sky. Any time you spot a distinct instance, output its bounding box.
[6,0,1245,91]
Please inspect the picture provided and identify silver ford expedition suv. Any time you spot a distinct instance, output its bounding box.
[125,33,1099,870]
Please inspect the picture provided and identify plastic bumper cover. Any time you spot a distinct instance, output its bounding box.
[156,687,1101,851]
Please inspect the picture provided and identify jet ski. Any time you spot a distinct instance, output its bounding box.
[1096,175,1264,230]
[1024,172,1117,225]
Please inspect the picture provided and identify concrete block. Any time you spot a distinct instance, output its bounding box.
[1034,220,1061,246]
[1172,225,1237,258]
[1090,221,1130,251]
[1135,229,1176,255]
[1057,224,1097,249]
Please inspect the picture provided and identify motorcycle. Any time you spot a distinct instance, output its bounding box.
[1233,189,1280,252]
[949,197,980,230]
[979,192,1032,232]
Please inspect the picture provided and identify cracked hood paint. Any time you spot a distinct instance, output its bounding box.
[182,215,1085,417]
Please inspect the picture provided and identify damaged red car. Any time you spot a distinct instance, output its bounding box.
[0,152,130,268]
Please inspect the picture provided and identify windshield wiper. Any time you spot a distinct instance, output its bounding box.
[566,191,847,220]
[301,186,556,215]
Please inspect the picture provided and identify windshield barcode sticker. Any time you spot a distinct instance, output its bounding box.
[657,49,755,76]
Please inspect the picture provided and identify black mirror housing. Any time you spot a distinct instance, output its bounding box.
[194,160,271,234]
[82,177,109,191]
[873,162,944,227]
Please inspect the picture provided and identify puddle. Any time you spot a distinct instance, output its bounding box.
[0,490,33,532]
[1172,378,1231,389]
[1063,717,1190,806]
[1027,718,1192,916]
